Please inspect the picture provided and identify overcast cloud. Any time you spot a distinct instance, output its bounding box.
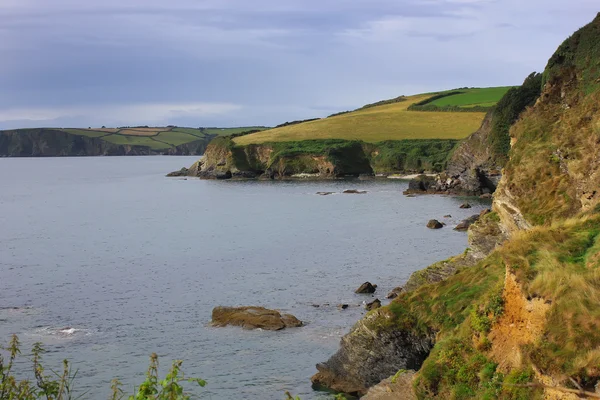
[0,0,597,128]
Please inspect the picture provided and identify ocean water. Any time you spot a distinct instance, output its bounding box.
[0,156,491,399]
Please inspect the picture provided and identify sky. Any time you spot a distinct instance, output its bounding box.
[0,0,598,129]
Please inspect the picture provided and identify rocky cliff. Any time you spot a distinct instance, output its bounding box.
[312,13,600,399]
[0,129,212,156]
[183,137,459,179]
[405,72,543,196]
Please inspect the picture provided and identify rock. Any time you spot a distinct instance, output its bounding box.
[365,299,381,311]
[362,370,417,400]
[406,175,437,193]
[480,193,492,199]
[386,287,403,299]
[444,215,452,218]
[316,192,335,196]
[459,203,472,209]
[426,219,443,229]
[479,208,491,217]
[311,304,320,308]
[343,189,367,194]
[338,304,349,310]
[311,309,435,396]
[355,282,377,294]
[211,306,303,331]
[454,214,480,231]
[166,167,189,177]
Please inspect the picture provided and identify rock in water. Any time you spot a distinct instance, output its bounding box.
[355,282,377,294]
[211,306,303,331]
[454,214,480,231]
[166,167,189,177]
[426,219,443,229]
[343,189,367,194]
[338,304,349,310]
[386,287,403,299]
[459,202,472,209]
[365,299,381,311]
[316,192,335,196]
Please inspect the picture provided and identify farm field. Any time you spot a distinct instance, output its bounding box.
[234,93,488,145]
[428,86,514,108]
[2,126,270,150]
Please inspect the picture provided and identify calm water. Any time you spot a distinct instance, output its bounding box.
[0,157,490,399]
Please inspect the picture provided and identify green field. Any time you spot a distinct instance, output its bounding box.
[4,126,270,150]
[428,87,514,108]
[235,93,490,145]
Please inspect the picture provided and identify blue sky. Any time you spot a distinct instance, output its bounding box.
[0,0,598,129]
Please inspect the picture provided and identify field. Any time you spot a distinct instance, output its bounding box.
[428,87,514,108]
[234,94,488,145]
[44,126,269,150]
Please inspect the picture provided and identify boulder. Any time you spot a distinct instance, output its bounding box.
[480,193,492,199]
[406,175,437,192]
[316,192,335,196]
[355,282,377,294]
[444,215,452,218]
[426,219,443,229]
[166,167,189,177]
[386,287,403,299]
[338,304,349,310]
[454,214,480,231]
[365,299,381,311]
[211,306,303,331]
[459,203,472,209]
[343,189,367,194]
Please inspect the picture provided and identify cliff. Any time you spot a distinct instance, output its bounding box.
[184,137,459,179]
[0,128,213,157]
[312,13,600,399]
[405,72,543,196]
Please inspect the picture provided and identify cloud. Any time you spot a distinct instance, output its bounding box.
[0,0,598,128]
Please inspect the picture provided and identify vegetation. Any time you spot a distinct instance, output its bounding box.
[486,72,543,163]
[0,126,268,152]
[408,87,514,112]
[0,336,206,399]
[234,94,486,145]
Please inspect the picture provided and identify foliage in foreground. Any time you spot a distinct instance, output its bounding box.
[0,336,205,400]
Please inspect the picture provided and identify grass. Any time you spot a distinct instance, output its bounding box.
[1,126,269,151]
[234,94,487,145]
[429,87,514,108]
[101,134,169,150]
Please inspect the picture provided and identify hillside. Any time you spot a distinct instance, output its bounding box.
[0,126,268,156]
[312,13,600,399]
[233,89,511,145]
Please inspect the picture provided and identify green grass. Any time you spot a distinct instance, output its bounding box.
[235,94,487,145]
[62,128,109,138]
[429,87,514,108]
[154,130,201,146]
[101,134,170,150]
[201,127,269,136]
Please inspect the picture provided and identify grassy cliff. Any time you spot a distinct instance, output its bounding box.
[314,13,600,400]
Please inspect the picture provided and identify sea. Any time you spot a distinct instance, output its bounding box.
[0,156,491,399]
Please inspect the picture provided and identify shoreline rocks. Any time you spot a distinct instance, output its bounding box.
[365,299,381,311]
[454,214,480,231]
[355,282,377,294]
[211,306,303,331]
[426,219,443,229]
[343,189,367,194]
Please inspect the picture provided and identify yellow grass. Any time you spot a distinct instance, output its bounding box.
[118,129,163,136]
[235,94,486,145]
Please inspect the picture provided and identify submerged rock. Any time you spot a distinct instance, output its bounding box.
[365,299,381,311]
[454,214,480,231]
[343,189,367,194]
[338,304,349,310]
[426,219,443,229]
[316,192,335,196]
[211,306,303,331]
[459,202,472,209]
[355,282,377,294]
